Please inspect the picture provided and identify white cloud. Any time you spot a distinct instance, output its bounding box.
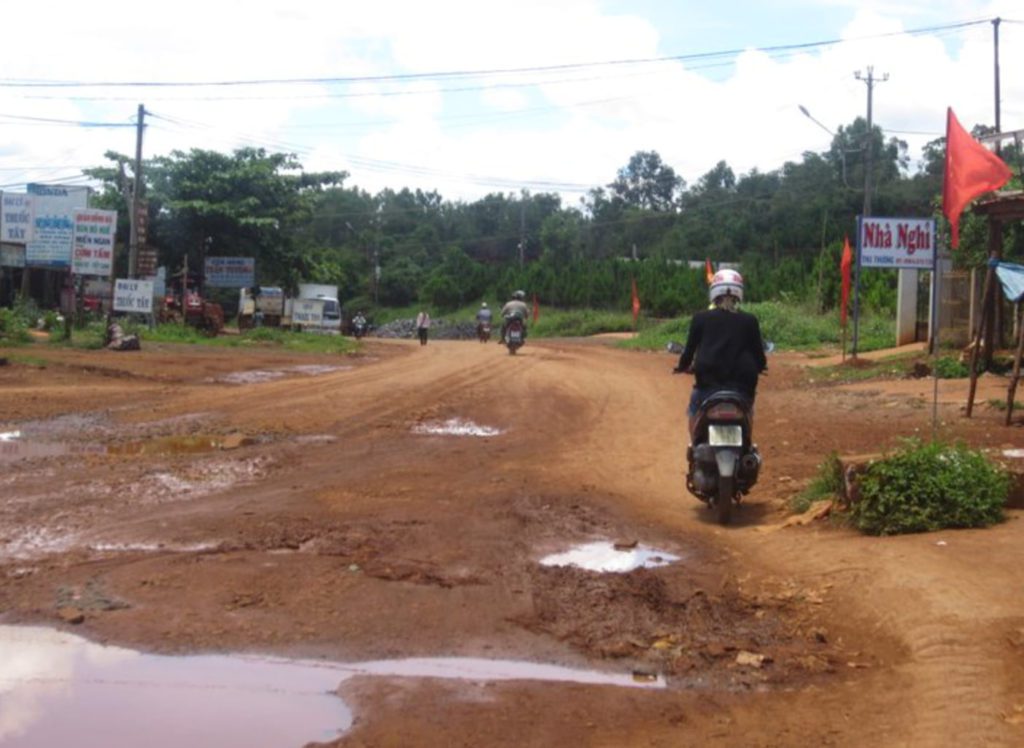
[0,0,1019,201]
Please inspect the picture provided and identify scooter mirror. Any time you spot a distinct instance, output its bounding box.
[665,341,684,355]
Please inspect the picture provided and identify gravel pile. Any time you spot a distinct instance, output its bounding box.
[372,318,479,340]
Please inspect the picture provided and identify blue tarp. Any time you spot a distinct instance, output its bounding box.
[996,262,1024,303]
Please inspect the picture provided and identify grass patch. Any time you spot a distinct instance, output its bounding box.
[806,353,918,384]
[46,320,358,355]
[620,301,895,353]
[790,452,843,514]
[849,439,1008,536]
[531,309,636,338]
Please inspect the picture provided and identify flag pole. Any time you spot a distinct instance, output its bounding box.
[930,219,941,441]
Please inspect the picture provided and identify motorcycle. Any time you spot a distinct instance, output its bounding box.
[352,318,368,339]
[505,317,525,355]
[668,341,770,525]
[477,320,492,343]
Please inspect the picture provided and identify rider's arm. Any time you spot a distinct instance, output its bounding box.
[677,315,703,371]
[751,316,767,372]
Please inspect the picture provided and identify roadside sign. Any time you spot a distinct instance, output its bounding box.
[137,247,157,277]
[0,243,25,268]
[858,217,936,269]
[25,184,89,269]
[292,298,325,327]
[205,256,255,287]
[1,192,33,243]
[114,279,154,313]
[71,209,117,277]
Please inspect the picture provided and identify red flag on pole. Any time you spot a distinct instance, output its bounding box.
[942,107,1012,248]
[840,235,853,328]
[630,277,640,326]
[532,294,539,324]
[705,258,714,285]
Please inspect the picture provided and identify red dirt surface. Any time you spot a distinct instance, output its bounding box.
[1,337,1022,746]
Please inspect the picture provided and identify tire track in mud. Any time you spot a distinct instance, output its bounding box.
[901,620,1018,745]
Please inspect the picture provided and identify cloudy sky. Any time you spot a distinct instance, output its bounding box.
[0,0,1021,204]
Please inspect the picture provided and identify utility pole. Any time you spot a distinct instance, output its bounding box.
[993,17,1002,154]
[851,66,887,357]
[518,200,526,269]
[128,103,146,279]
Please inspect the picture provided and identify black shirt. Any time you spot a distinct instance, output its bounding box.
[677,308,766,398]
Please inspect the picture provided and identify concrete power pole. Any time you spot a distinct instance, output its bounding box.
[128,104,146,279]
[851,66,888,357]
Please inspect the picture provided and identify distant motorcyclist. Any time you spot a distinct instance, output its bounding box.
[674,269,766,437]
[500,290,529,344]
[476,302,493,341]
[352,310,368,338]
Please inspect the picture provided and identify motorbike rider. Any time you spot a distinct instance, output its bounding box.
[352,310,367,336]
[673,269,766,438]
[476,302,492,329]
[500,290,530,344]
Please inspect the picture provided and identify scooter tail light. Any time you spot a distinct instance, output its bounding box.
[706,403,744,420]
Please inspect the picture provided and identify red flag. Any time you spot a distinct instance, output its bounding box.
[840,236,853,328]
[532,294,539,324]
[630,277,640,325]
[942,107,1012,248]
[705,258,714,285]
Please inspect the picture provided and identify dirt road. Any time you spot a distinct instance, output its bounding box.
[1,337,1022,746]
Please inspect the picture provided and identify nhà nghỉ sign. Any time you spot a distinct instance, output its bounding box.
[858,217,936,268]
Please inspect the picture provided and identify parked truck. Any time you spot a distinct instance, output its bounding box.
[237,286,285,329]
[288,283,341,334]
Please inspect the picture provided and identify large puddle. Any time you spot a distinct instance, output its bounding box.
[0,626,663,747]
[0,433,255,464]
[540,541,680,573]
[214,365,351,385]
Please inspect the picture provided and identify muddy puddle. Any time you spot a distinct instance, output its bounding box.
[214,365,351,385]
[0,433,256,464]
[412,418,503,437]
[0,625,662,747]
[540,541,680,572]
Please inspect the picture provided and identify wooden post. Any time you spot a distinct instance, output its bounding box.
[966,266,993,418]
[1007,304,1024,426]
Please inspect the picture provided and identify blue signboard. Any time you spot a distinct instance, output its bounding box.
[205,256,255,288]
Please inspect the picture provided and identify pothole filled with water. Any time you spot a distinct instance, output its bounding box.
[540,541,680,573]
[214,365,351,385]
[0,625,662,747]
[0,433,256,464]
[412,418,503,437]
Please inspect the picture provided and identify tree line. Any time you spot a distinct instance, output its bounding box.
[84,116,1022,318]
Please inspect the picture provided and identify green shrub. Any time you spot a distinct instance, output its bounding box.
[851,440,1008,536]
[932,356,969,379]
[0,307,31,343]
[791,452,843,513]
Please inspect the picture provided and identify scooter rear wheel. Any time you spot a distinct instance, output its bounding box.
[716,476,734,525]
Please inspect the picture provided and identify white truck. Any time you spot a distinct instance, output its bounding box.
[288,283,341,334]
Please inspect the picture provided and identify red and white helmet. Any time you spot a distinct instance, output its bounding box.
[709,268,744,303]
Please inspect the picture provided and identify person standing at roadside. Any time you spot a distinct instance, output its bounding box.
[415,310,431,346]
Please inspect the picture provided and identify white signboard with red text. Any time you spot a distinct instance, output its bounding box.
[858,217,936,269]
[71,208,117,276]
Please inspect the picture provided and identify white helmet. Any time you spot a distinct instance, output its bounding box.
[709,269,744,303]
[481,302,488,308]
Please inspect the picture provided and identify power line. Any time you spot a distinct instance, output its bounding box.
[0,18,993,90]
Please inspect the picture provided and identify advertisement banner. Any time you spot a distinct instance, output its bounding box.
[0,243,25,268]
[71,209,117,277]
[205,256,255,287]
[25,184,89,269]
[858,217,936,269]
[1,192,34,243]
[113,279,154,314]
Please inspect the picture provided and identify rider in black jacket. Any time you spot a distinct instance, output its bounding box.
[675,269,766,435]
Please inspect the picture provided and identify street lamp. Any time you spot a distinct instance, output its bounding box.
[798,105,857,189]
